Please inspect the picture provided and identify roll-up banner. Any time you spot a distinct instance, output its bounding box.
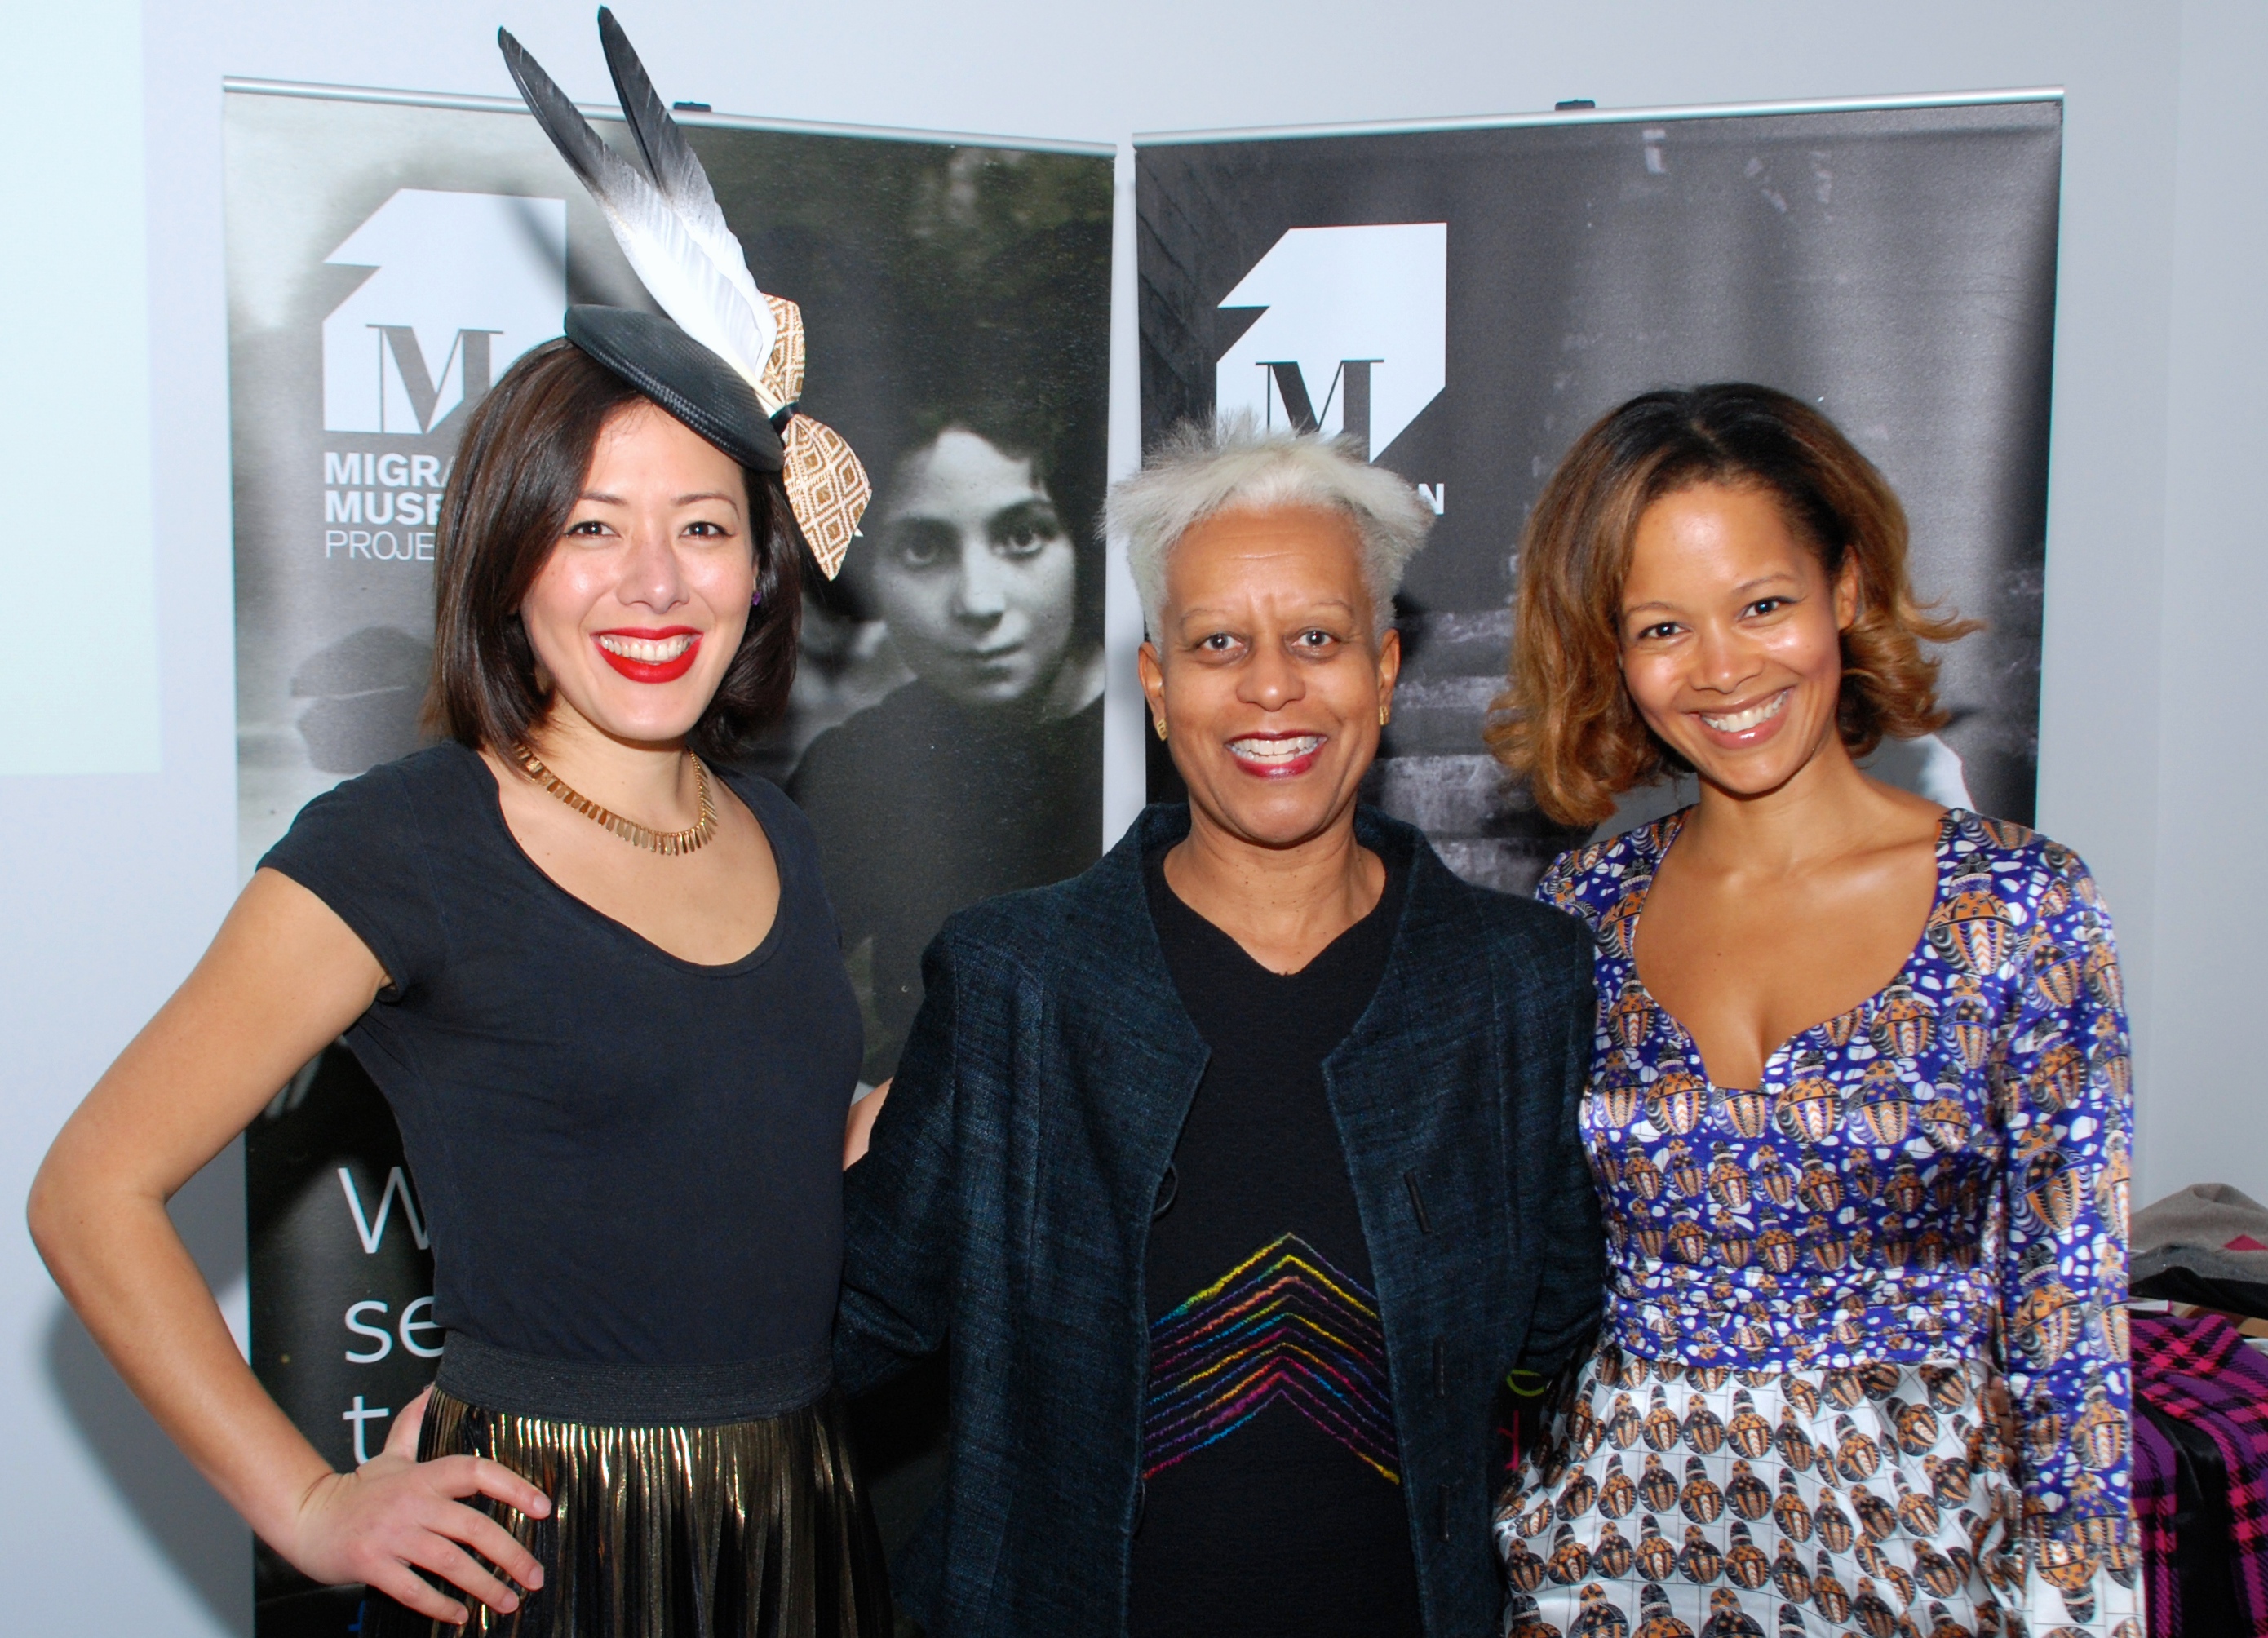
[1136,96,2062,880]
[224,80,1110,1635]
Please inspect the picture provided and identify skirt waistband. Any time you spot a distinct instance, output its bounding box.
[433,1332,832,1427]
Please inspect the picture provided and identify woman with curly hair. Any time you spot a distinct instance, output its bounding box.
[1489,384,2136,1638]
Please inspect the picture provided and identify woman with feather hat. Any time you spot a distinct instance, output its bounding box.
[29,14,893,1634]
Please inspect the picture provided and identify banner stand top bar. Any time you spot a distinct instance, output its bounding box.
[1135,86,2062,148]
[222,75,1117,158]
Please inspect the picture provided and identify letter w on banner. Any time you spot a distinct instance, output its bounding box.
[1136,98,2062,889]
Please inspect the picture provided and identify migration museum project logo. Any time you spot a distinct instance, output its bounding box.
[1215,223,1446,511]
[318,188,566,560]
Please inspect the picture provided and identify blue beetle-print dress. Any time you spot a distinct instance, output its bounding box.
[1495,810,2136,1638]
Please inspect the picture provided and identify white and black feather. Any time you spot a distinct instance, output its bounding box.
[498,17,779,410]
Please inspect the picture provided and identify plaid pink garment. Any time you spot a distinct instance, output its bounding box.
[2133,1405,2180,1633]
[2133,1311,2268,1635]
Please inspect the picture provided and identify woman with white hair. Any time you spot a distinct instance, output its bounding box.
[833,418,1605,1638]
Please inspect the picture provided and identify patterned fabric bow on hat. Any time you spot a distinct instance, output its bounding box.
[759,294,870,580]
[498,7,870,579]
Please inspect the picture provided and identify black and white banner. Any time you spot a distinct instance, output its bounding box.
[1136,97,2062,882]
[224,81,1109,1635]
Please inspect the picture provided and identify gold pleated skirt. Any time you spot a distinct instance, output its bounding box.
[369,1385,893,1638]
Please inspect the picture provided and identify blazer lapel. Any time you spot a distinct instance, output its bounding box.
[1325,816,1513,1302]
[1053,804,1211,1228]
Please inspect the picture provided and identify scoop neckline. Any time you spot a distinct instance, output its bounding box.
[1620,805,1960,1092]
[464,742,789,976]
[1143,839,1406,983]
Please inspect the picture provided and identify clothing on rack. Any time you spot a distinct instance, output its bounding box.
[2133,1409,2181,1634]
[2131,1310,2268,1636]
[2133,1181,2268,1294]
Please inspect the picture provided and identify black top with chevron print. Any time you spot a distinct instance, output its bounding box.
[1129,841,1423,1637]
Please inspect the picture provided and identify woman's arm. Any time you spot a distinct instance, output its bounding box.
[28,869,549,1623]
[1993,850,2135,1560]
[842,1079,891,1169]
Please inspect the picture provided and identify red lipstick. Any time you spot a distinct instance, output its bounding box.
[593,626,702,684]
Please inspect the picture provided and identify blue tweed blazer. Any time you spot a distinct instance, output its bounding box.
[836,802,1603,1636]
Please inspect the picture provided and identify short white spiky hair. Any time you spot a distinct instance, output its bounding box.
[1108,415,1436,640]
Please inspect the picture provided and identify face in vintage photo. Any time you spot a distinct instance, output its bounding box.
[872,427,1080,713]
[786,410,1108,1087]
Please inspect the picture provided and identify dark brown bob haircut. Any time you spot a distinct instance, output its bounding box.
[426,338,804,759]
[1487,383,1978,827]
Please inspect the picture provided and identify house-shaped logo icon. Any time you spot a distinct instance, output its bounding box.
[1216,224,1447,464]
[322,189,568,435]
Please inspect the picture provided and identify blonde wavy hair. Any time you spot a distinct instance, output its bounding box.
[1487,383,1978,827]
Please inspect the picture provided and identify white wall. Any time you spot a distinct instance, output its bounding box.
[3,0,2254,1627]
[2141,1,2268,1227]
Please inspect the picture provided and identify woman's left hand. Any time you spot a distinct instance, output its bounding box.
[843,1080,891,1168]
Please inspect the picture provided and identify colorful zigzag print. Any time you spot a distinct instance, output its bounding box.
[1141,1233,1400,1482]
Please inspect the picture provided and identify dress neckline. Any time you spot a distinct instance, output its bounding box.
[1619,806,1960,1091]
[464,742,790,976]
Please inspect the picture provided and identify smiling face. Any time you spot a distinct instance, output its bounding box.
[517,401,754,747]
[871,427,1078,709]
[1618,480,1858,799]
[1138,503,1398,852]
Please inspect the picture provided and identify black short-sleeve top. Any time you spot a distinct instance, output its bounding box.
[259,741,862,1374]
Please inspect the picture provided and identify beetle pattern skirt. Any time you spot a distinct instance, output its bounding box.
[367,1385,893,1638]
[1494,1339,2137,1638]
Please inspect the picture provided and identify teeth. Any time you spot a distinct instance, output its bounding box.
[1229,735,1322,761]
[597,633,695,663]
[1700,691,1789,733]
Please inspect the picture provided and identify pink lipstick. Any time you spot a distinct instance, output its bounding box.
[1225,731,1327,779]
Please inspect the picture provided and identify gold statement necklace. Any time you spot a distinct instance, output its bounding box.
[512,745,718,857]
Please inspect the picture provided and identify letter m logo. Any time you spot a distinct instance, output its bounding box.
[321,189,568,435]
[1215,224,1446,463]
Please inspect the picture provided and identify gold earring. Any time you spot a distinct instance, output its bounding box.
[1378,703,1391,727]
[1153,715,1168,742]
